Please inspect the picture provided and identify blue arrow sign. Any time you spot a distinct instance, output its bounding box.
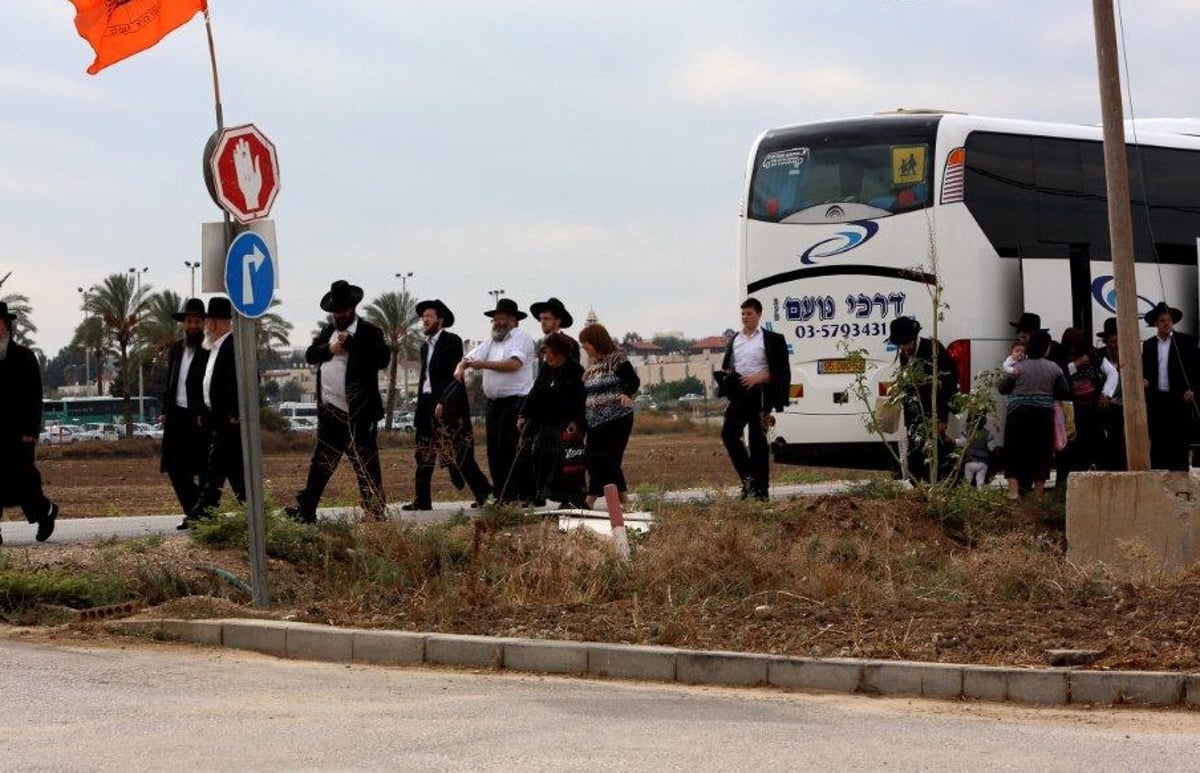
[224,231,275,318]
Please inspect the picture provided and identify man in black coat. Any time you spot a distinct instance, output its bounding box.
[287,281,391,523]
[180,296,244,529]
[1141,302,1198,471]
[0,302,57,545]
[403,299,491,510]
[887,316,959,483]
[719,297,791,500]
[159,297,210,516]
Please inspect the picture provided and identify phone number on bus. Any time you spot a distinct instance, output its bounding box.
[793,321,888,339]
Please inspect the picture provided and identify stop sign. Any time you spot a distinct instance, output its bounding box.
[205,124,280,223]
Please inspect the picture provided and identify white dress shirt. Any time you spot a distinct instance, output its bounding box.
[1157,334,1172,392]
[175,346,197,409]
[422,330,442,395]
[320,318,358,412]
[466,328,535,399]
[202,331,232,410]
[732,327,769,375]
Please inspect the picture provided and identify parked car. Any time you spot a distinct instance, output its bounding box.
[39,425,82,446]
[77,422,120,441]
[287,416,318,432]
[678,392,705,402]
[114,422,164,440]
[388,411,416,432]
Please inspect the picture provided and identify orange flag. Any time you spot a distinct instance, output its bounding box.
[70,0,207,75]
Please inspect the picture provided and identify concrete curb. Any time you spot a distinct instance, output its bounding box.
[104,618,1198,708]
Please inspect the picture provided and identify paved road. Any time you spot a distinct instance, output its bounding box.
[0,482,868,547]
[1,637,1197,771]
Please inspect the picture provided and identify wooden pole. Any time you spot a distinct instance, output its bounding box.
[1092,0,1150,471]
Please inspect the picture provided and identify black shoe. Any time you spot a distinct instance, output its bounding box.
[176,517,195,531]
[739,477,755,500]
[521,498,547,508]
[400,501,432,512]
[36,503,58,542]
[448,467,466,491]
[284,505,317,524]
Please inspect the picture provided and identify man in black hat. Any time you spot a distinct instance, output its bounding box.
[887,316,959,483]
[159,297,210,516]
[1140,302,1197,470]
[1095,317,1126,470]
[403,299,492,510]
[286,280,391,523]
[520,297,581,505]
[181,296,243,529]
[455,297,536,503]
[0,302,58,545]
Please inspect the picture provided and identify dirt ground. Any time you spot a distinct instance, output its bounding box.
[34,432,766,518]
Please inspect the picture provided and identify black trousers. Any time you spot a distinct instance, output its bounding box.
[414,393,491,506]
[586,414,633,497]
[161,406,209,516]
[722,388,770,496]
[486,395,531,502]
[296,405,386,518]
[0,440,52,524]
[192,420,246,518]
[1147,390,1192,471]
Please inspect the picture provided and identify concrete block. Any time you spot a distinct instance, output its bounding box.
[221,619,287,656]
[677,650,768,686]
[768,657,862,693]
[160,619,224,646]
[1187,674,1200,707]
[1006,669,1068,705]
[587,643,677,682]
[286,623,354,662]
[1069,670,1185,706]
[425,634,508,668]
[861,661,961,698]
[503,640,589,674]
[352,630,426,665]
[1067,471,1200,576]
[961,665,1011,702]
[103,619,163,637]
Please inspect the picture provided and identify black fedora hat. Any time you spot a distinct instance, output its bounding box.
[1096,317,1118,339]
[1010,312,1042,332]
[484,297,527,321]
[172,297,207,321]
[1143,301,1182,327]
[415,299,455,329]
[886,316,921,346]
[320,280,365,313]
[529,297,573,328]
[0,301,16,323]
[206,296,233,320]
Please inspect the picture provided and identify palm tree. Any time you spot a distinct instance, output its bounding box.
[254,299,293,362]
[0,291,37,347]
[138,289,184,356]
[83,273,151,438]
[363,291,417,430]
[71,316,110,395]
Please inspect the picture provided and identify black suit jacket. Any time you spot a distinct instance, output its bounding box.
[0,340,43,441]
[1142,331,1198,399]
[163,339,209,412]
[419,330,469,421]
[720,328,792,412]
[307,318,391,423]
[206,334,239,426]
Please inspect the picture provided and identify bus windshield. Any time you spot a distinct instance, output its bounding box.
[749,121,938,224]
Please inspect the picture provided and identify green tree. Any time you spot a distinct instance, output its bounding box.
[255,299,293,361]
[83,273,151,439]
[0,291,37,347]
[363,290,417,430]
[650,334,694,353]
[70,316,110,395]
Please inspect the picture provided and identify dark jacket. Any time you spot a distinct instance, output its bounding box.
[0,340,43,442]
[162,338,210,413]
[720,328,792,412]
[1141,331,1198,400]
[898,338,958,423]
[307,318,391,423]
[206,333,239,426]
[521,358,586,428]
[160,338,210,473]
[418,330,470,423]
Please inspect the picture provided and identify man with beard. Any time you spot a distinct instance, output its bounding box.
[286,280,391,523]
[0,302,57,545]
[1141,301,1198,471]
[529,297,580,362]
[455,298,536,503]
[159,297,210,517]
[887,316,959,483]
[179,296,242,529]
[520,297,580,506]
[403,299,492,511]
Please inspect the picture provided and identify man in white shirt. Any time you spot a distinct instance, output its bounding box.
[455,298,536,503]
[159,297,210,517]
[1140,302,1197,470]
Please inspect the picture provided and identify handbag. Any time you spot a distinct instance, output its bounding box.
[874,396,901,434]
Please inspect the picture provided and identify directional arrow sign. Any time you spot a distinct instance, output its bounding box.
[224,231,276,318]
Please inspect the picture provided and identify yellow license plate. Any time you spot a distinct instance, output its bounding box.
[817,358,865,375]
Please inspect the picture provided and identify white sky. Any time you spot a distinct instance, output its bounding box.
[2,0,1198,354]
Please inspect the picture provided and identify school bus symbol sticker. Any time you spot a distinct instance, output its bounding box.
[892,146,926,184]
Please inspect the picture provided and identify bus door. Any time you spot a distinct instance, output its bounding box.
[1018,256,1089,340]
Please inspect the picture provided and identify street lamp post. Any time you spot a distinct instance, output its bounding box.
[394,272,414,410]
[488,288,505,304]
[184,260,200,296]
[76,286,92,393]
[128,267,149,422]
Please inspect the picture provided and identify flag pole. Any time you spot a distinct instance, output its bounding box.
[202,4,224,131]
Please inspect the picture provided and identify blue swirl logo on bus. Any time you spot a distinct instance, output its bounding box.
[1090,275,1156,315]
[798,220,879,265]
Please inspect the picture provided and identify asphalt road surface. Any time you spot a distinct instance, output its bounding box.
[2,637,1198,771]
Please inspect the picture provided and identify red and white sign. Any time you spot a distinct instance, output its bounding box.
[208,124,280,224]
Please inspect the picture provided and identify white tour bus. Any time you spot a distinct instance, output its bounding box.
[739,111,1200,467]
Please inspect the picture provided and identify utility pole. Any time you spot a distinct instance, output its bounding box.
[395,271,413,411]
[1092,0,1150,471]
[77,286,92,392]
[185,260,200,296]
[129,266,150,424]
